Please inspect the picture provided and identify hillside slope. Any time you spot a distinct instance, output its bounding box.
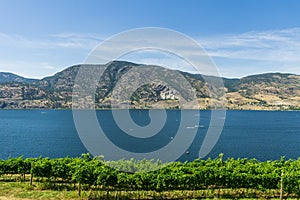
[0,61,299,110]
[0,72,36,83]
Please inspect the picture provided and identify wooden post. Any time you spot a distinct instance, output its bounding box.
[106,188,110,200]
[78,182,81,196]
[280,170,283,200]
[30,173,33,186]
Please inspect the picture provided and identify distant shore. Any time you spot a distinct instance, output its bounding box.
[0,108,300,111]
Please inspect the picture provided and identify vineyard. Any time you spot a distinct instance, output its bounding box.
[0,154,299,199]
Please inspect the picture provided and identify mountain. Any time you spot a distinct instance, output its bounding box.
[0,61,299,110]
[0,72,37,83]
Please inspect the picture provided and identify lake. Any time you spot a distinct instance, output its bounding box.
[0,110,299,161]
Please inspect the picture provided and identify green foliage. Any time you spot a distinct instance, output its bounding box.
[0,155,299,197]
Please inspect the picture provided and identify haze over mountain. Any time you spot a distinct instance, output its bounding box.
[0,72,37,83]
[0,61,299,110]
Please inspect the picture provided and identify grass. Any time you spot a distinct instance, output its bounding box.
[0,181,298,200]
[0,182,85,200]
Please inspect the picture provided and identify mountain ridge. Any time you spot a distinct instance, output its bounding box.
[0,72,37,83]
[0,61,299,110]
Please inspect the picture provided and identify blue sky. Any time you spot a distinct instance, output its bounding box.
[1,0,300,78]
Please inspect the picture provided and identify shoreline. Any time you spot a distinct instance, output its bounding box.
[0,108,300,111]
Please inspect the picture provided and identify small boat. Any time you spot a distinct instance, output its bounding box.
[186,126,195,129]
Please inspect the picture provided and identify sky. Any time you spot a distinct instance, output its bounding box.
[1,0,300,78]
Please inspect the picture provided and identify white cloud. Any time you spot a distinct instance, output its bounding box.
[194,28,300,77]
[0,32,103,50]
[199,28,300,62]
[0,32,105,78]
[49,33,104,49]
[0,28,300,79]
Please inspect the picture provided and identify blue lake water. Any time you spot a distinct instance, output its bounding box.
[0,110,299,161]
